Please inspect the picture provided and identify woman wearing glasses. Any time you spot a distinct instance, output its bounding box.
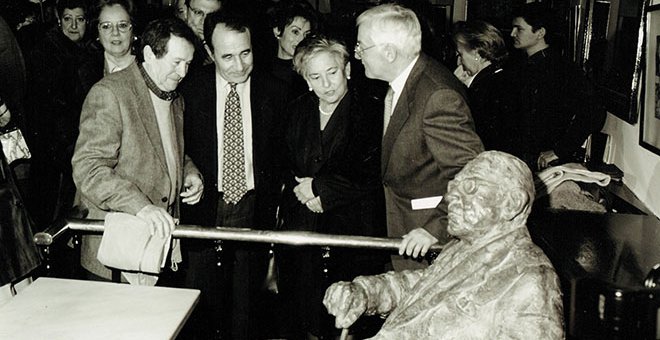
[80,0,137,94]
[25,0,93,225]
[277,34,387,340]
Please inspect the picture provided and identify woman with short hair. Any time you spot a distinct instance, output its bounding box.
[452,20,513,151]
[277,34,387,339]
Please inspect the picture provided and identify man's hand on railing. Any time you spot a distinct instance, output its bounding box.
[136,204,175,238]
[323,281,367,329]
[398,228,438,259]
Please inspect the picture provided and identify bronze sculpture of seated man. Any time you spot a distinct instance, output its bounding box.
[324,151,564,339]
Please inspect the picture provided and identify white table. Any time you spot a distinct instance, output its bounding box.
[0,277,199,339]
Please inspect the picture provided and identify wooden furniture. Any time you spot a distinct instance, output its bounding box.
[528,209,660,339]
[0,277,199,339]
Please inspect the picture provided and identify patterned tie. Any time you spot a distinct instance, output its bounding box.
[222,83,248,204]
[383,86,394,135]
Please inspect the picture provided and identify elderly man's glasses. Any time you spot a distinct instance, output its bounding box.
[354,42,379,58]
[187,5,209,19]
[98,21,132,34]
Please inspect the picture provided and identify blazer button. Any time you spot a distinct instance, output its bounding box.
[161,197,168,203]
[314,157,321,163]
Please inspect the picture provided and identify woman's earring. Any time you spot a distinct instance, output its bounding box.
[308,87,313,91]
[346,75,351,80]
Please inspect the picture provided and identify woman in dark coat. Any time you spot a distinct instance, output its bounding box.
[25,0,91,225]
[277,34,387,339]
[452,20,513,151]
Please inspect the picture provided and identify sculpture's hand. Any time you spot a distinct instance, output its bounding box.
[399,227,438,258]
[323,281,367,329]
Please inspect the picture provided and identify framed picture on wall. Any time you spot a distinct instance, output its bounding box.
[641,3,660,155]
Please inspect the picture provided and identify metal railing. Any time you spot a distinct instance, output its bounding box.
[34,218,444,251]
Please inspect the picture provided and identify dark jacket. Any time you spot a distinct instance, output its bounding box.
[180,64,289,230]
[281,89,385,237]
[506,47,606,168]
[26,27,90,165]
[466,64,514,151]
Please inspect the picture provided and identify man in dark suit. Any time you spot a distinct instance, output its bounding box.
[179,9,288,340]
[355,3,484,271]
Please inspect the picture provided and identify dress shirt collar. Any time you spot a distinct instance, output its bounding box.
[389,55,419,94]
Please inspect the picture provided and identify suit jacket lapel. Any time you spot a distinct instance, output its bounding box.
[250,75,264,185]
[381,56,426,176]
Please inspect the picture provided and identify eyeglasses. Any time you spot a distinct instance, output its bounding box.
[187,5,209,19]
[98,21,132,34]
[354,42,379,58]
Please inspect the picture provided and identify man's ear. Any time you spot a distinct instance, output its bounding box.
[344,61,351,79]
[382,43,397,63]
[143,45,155,62]
[502,189,528,221]
[536,27,546,41]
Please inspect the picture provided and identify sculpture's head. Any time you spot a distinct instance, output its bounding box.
[446,151,534,242]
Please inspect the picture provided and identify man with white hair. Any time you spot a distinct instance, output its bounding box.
[354,3,483,270]
[323,151,564,339]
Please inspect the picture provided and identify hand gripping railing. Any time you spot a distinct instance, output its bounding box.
[34,218,444,252]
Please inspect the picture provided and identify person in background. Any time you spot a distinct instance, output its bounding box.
[25,0,91,226]
[71,17,203,282]
[452,20,513,151]
[268,0,318,99]
[354,3,483,271]
[324,151,564,340]
[180,0,221,71]
[508,3,605,170]
[0,14,27,167]
[79,0,137,95]
[178,9,288,339]
[277,34,387,339]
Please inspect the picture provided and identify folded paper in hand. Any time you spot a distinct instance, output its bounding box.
[97,212,171,285]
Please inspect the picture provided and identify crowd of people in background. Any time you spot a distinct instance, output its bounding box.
[0,0,604,339]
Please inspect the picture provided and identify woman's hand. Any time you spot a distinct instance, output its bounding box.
[293,176,316,204]
[305,196,324,213]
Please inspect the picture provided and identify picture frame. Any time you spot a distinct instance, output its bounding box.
[640,3,660,155]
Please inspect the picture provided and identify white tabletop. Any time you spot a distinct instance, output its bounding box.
[0,277,199,340]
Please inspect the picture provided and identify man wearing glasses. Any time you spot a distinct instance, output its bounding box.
[355,4,483,271]
[178,0,221,70]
